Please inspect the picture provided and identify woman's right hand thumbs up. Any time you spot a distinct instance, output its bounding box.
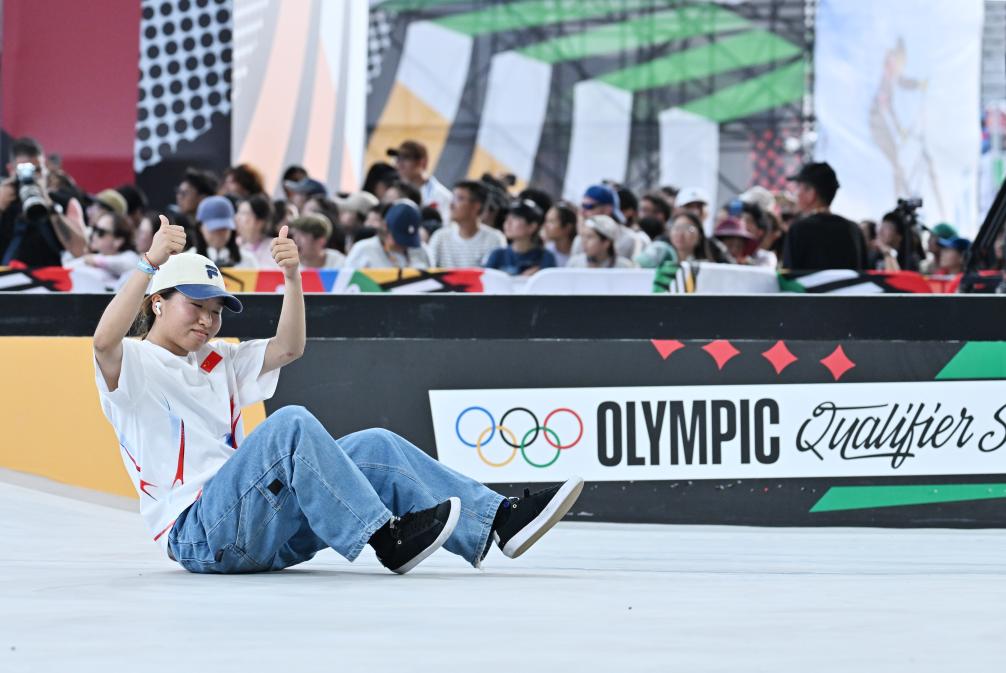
[146,214,188,267]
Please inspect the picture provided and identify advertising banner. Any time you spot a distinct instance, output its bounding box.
[431,382,1006,483]
[815,0,984,234]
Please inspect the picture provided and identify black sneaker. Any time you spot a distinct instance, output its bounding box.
[370,497,460,574]
[493,478,584,559]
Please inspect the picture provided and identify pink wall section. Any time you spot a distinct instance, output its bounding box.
[1,0,141,191]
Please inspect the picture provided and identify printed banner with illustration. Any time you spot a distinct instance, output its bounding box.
[430,382,1006,483]
[814,0,984,235]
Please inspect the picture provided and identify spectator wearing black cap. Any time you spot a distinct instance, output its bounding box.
[783,162,867,271]
[428,180,505,268]
[345,200,430,269]
[387,140,452,224]
[484,199,556,276]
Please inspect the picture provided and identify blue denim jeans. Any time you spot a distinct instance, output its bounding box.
[167,405,505,573]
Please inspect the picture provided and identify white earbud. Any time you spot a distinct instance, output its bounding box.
[153,301,162,316]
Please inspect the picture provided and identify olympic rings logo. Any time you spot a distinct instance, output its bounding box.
[454,406,584,468]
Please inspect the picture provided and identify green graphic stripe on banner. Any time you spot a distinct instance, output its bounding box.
[599,30,801,92]
[517,5,749,64]
[435,0,664,37]
[935,342,1006,380]
[680,59,804,123]
[810,484,1006,513]
[379,0,473,11]
[777,275,806,293]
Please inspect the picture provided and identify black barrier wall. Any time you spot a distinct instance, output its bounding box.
[6,293,1006,527]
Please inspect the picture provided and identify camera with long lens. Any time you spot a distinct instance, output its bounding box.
[894,196,923,229]
[15,162,49,220]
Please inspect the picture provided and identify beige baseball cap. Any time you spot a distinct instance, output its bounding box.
[147,252,242,313]
[333,190,380,216]
[585,214,620,241]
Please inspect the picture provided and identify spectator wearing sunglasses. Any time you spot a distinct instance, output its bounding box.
[67,212,139,288]
[573,184,647,259]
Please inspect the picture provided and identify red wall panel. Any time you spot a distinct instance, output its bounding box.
[2,0,140,191]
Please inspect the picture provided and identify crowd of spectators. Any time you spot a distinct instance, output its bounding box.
[0,135,996,288]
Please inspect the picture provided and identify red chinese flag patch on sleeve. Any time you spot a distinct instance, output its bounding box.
[200,351,222,373]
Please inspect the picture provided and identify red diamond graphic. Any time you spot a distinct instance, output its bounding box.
[702,340,740,370]
[762,340,798,375]
[820,345,855,381]
[651,339,685,360]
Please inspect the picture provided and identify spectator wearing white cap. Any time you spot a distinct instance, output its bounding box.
[196,196,256,268]
[567,215,635,269]
[288,213,345,269]
[333,191,380,250]
[675,186,711,227]
[572,184,648,259]
[344,200,431,269]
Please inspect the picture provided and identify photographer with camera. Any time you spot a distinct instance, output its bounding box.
[873,208,921,272]
[0,136,87,268]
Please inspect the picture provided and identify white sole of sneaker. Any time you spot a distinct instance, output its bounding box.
[497,477,584,559]
[392,497,461,575]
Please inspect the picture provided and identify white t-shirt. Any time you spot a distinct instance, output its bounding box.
[544,241,572,267]
[319,249,346,269]
[94,338,280,556]
[241,239,278,268]
[421,175,453,226]
[65,251,141,289]
[344,236,431,269]
[428,222,507,268]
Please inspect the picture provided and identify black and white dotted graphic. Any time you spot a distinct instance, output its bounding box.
[367,9,393,93]
[135,0,234,173]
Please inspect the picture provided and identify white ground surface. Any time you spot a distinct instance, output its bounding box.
[2,474,1005,673]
